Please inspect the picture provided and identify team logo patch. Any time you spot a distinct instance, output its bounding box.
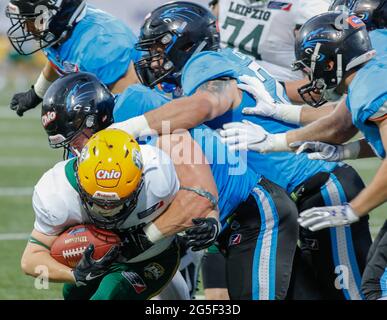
[121,271,147,294]
[41,111,57,128]
[79,146,89,163]
[132,149,143,170]
[304,238,319,251]
[346,15,365,28]
[68,226,86,236]
[62,61,79,73]
[144,263,165,281]
[229,234,242,246]
[267,1,292,11]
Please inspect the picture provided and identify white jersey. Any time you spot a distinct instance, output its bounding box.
[32,144,180,263]
[218,0,330,81]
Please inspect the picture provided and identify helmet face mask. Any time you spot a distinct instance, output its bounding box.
[134,1,219,88]
[77,172,145,230]
[6,0,86,55]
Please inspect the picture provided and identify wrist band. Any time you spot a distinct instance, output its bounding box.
[272,133,292,152]
[34,72,53,99]
[277,103,303,125]
[343,140,361,160]
[110,115,152,138]
[179,187,218,209]
[143,223,164,243]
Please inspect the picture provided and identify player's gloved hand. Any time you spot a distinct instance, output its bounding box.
[10,86,43,117]
[219,120,290,153]
[290,140,361,162]
[73,243,119,287]
[298,203,360,232]
[238,75,302,125]
[119,228,155,260]
[184,217,220,251]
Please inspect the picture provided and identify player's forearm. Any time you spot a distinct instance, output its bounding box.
[21,250,75,283]
[42,61,59,82]
[145,95,214,135]
[357,139,378,159]
[299,103,336,125]
[350,159,387,216]
[153,191,219,237]
[108,62,139,94]
[287,109,357,147]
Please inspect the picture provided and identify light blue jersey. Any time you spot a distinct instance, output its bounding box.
[181,48,339,193]
[370,29,387,56]
[347,37,387,159]
[114,85,258,228]
[44,5,141,85]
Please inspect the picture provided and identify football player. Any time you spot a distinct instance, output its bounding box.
[209,0,330,103]
[235,0,387,125]
[219,11,387,300]
[112,1,372,299]
[41,71,299,300]
[6,0,140,117]
[21,126,220,299]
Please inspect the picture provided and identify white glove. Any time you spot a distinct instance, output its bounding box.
[291,140,361,162]
[238,75,302,125]
[109,115,153,138]
[298,204,360,232]
[219,120,290,153]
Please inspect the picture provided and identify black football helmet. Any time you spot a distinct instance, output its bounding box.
[6,0,86,55]
[329,0,387,30]
[293,12,376,107]
[135,1,220,88]
[41,72,115,158]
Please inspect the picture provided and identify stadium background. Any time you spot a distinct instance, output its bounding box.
[0,0,384,299]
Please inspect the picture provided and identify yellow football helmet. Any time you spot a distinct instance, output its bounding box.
[76,129,144,229]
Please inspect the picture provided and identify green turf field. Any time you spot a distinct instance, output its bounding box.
[0,102,386,300]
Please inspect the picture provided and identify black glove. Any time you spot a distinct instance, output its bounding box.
[10,86,42,117]
[119,228,154,261]
[184,217,220,251]
[73,244,119,287]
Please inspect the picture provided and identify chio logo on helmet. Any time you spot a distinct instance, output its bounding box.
[96,170,121,180]
[42,111,57,127]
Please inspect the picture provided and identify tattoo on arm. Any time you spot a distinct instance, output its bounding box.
[197,78,233,96]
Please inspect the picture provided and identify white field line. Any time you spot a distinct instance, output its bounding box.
[0,187,33,196]
[0,107,40,119]
[0,233,29,241]
[0,157,56,167]
[0,138,49,148]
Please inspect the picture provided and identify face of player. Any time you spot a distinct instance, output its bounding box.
[149,44,167,73]
[69,128,93,156]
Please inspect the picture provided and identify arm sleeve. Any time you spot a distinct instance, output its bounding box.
[81,30,141,85]
[141,145,180,199]
[113,85,171,122]
[182,51,237,95]
[369,102,387,122]
[32,190,70,236]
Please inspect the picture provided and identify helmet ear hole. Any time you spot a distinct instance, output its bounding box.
[325,60,335,71]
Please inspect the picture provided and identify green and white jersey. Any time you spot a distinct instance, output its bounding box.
[32,144,180,263]
[217,0,330,81]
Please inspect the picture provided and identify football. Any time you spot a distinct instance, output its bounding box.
[50,224,121,268]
